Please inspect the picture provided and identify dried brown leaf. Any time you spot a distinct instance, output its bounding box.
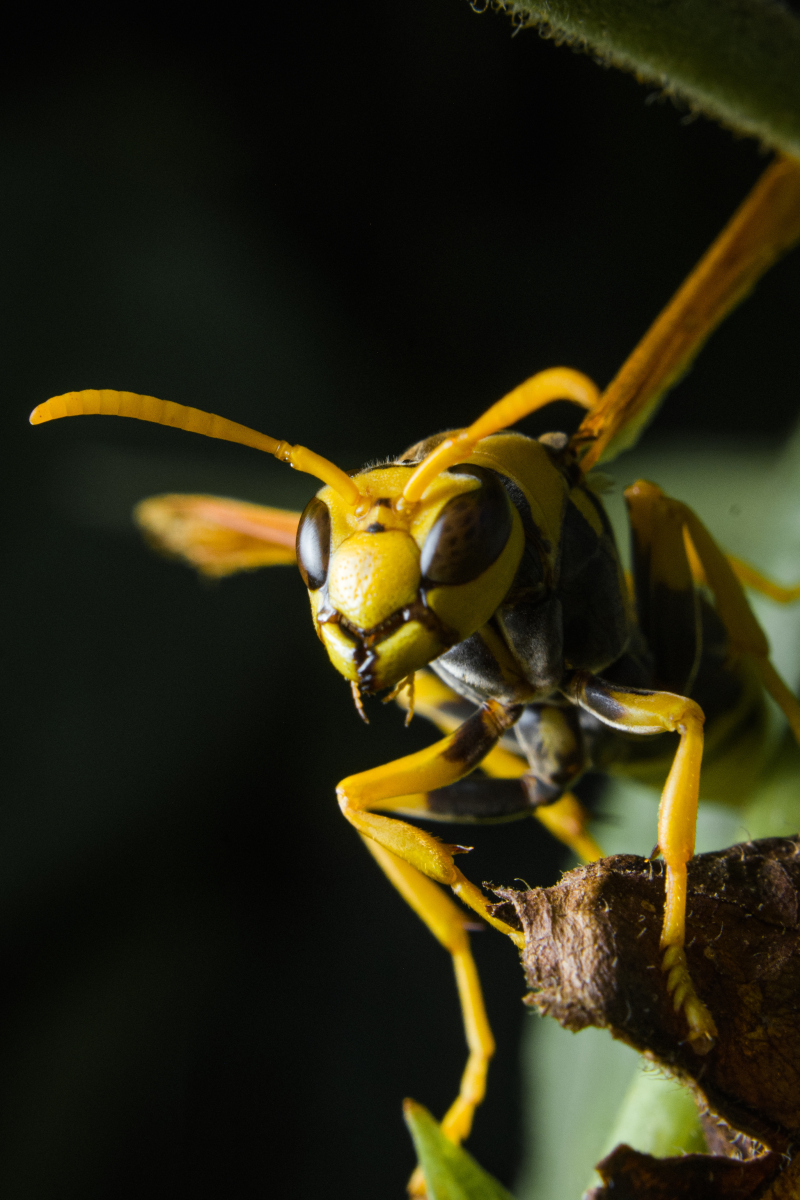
[493,837,800,1152]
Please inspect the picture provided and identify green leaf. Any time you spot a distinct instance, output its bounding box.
[403,1100,516,1200]
[496,0,800,158]
[597,1065,706,1159]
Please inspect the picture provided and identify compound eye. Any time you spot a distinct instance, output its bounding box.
[296,496,331,590]
[420,466,512,586]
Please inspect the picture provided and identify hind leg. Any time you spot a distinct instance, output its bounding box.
[628,481,800,746]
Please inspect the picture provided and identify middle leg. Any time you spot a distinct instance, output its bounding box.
[566,671,716,1053]
[336,697,527,932]
[393,671,603,861]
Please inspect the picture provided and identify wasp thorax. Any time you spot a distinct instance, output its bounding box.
[327,531,420,629]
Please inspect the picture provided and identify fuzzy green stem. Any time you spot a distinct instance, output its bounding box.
[496,0,800,157]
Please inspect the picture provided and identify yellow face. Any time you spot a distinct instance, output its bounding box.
[295,461,524,693]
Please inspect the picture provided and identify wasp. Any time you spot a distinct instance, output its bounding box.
[31,156,800,1192]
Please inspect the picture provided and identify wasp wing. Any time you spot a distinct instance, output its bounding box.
[135,494,300,577]
[569,156,800,471]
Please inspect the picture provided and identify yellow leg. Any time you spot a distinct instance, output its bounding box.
[757,658,800,744]
[677,499,800,746]
[473,717,604,862]
[567,672,716,1053]
[727,555,800,605]
[363,839,495,1140]
[337,699,525,926]
[339,702,527,1193]
[619,483,800,1048]
[533,793,604,863]
[685,541,800,606]
[398,670,604,862]
[361,840,498,1198]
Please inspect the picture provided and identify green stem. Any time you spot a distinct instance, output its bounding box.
[496,0,800,157]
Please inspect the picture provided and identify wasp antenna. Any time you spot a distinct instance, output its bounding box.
[400,367,598,506]
[30,389,362,507]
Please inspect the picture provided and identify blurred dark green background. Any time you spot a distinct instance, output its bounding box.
[2,1,799,1196]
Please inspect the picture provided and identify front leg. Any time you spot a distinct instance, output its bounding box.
[362,839,495,1200]
[566,671,717,1054]
[395,670,603,862]
[337,698,524,935]
[337,700,524,1192]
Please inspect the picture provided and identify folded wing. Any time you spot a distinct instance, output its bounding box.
[135,494,300,577]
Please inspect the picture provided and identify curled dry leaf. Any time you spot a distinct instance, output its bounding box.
[491,837,800,1198]
[586,1143,784,1200]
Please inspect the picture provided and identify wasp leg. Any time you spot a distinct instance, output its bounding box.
[337,698,525,939]
[395,671,603,861]
[679,535,800,606]
[684,508,800,743]
[361,838,494,1162]
[337,705,524,1188]
[625,480,701,695]
[722,555,800,605]
[631,482,800,744]
[533,793,604,863]
[397,670,529,778]
[566,672,716,1054]
[727,556,800,604]
[375,775,602,863]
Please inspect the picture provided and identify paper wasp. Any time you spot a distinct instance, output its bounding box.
[31,156,800,1192]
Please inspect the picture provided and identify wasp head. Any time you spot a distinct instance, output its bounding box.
[296,460,524,694]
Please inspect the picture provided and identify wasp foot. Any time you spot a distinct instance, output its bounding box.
[407,1164,427,1198]
[661,943,717,1055]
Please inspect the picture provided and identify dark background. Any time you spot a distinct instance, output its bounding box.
[1,2,799,1197]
